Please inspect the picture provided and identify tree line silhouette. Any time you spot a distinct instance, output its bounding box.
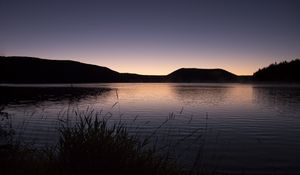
[253,59,300,82]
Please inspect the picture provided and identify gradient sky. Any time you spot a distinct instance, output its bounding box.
[1,0,300,75]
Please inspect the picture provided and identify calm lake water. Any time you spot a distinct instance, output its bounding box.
[1,83,300,174]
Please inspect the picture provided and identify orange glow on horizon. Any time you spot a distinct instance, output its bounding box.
[10,51,282,76]
[88,54,266,76]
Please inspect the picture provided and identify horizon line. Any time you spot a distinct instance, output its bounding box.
[0,55,266,76]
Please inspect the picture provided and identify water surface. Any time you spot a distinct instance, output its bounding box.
[1,83,300,174]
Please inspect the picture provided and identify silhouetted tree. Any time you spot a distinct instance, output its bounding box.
[253,59,300,82]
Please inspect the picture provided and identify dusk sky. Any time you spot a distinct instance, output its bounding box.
[1,0,300,75]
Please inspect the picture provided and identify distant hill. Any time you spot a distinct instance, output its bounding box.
[253,59,300,82]
[0,56,119,83]
[167,68,238,82]
[1,56,243,83]
[119,73,165,82]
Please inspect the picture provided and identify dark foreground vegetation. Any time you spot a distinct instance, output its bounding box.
[0,108,183,175]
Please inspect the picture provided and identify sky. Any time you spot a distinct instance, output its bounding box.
[1,0,300,75]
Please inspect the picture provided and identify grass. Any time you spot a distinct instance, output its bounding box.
[0,107,185,175]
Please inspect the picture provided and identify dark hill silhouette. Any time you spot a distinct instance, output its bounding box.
[253,59,300,82]
[0,56,119,83]
[167,68,238,82]
[1,56,242,83]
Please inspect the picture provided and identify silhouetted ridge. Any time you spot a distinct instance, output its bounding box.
[167,68,238,82]
[0,56,119,83]
[1,56,243,83]
[253,59,300,82]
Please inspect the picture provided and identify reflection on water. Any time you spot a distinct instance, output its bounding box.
[0,86,112,106]
[1,83,300,175]
[171,84,231,106]
[253,85,300,115]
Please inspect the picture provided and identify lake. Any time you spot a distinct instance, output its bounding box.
[1,83,300,174]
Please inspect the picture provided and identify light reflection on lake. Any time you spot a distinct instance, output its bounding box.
[1,83,300,175]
